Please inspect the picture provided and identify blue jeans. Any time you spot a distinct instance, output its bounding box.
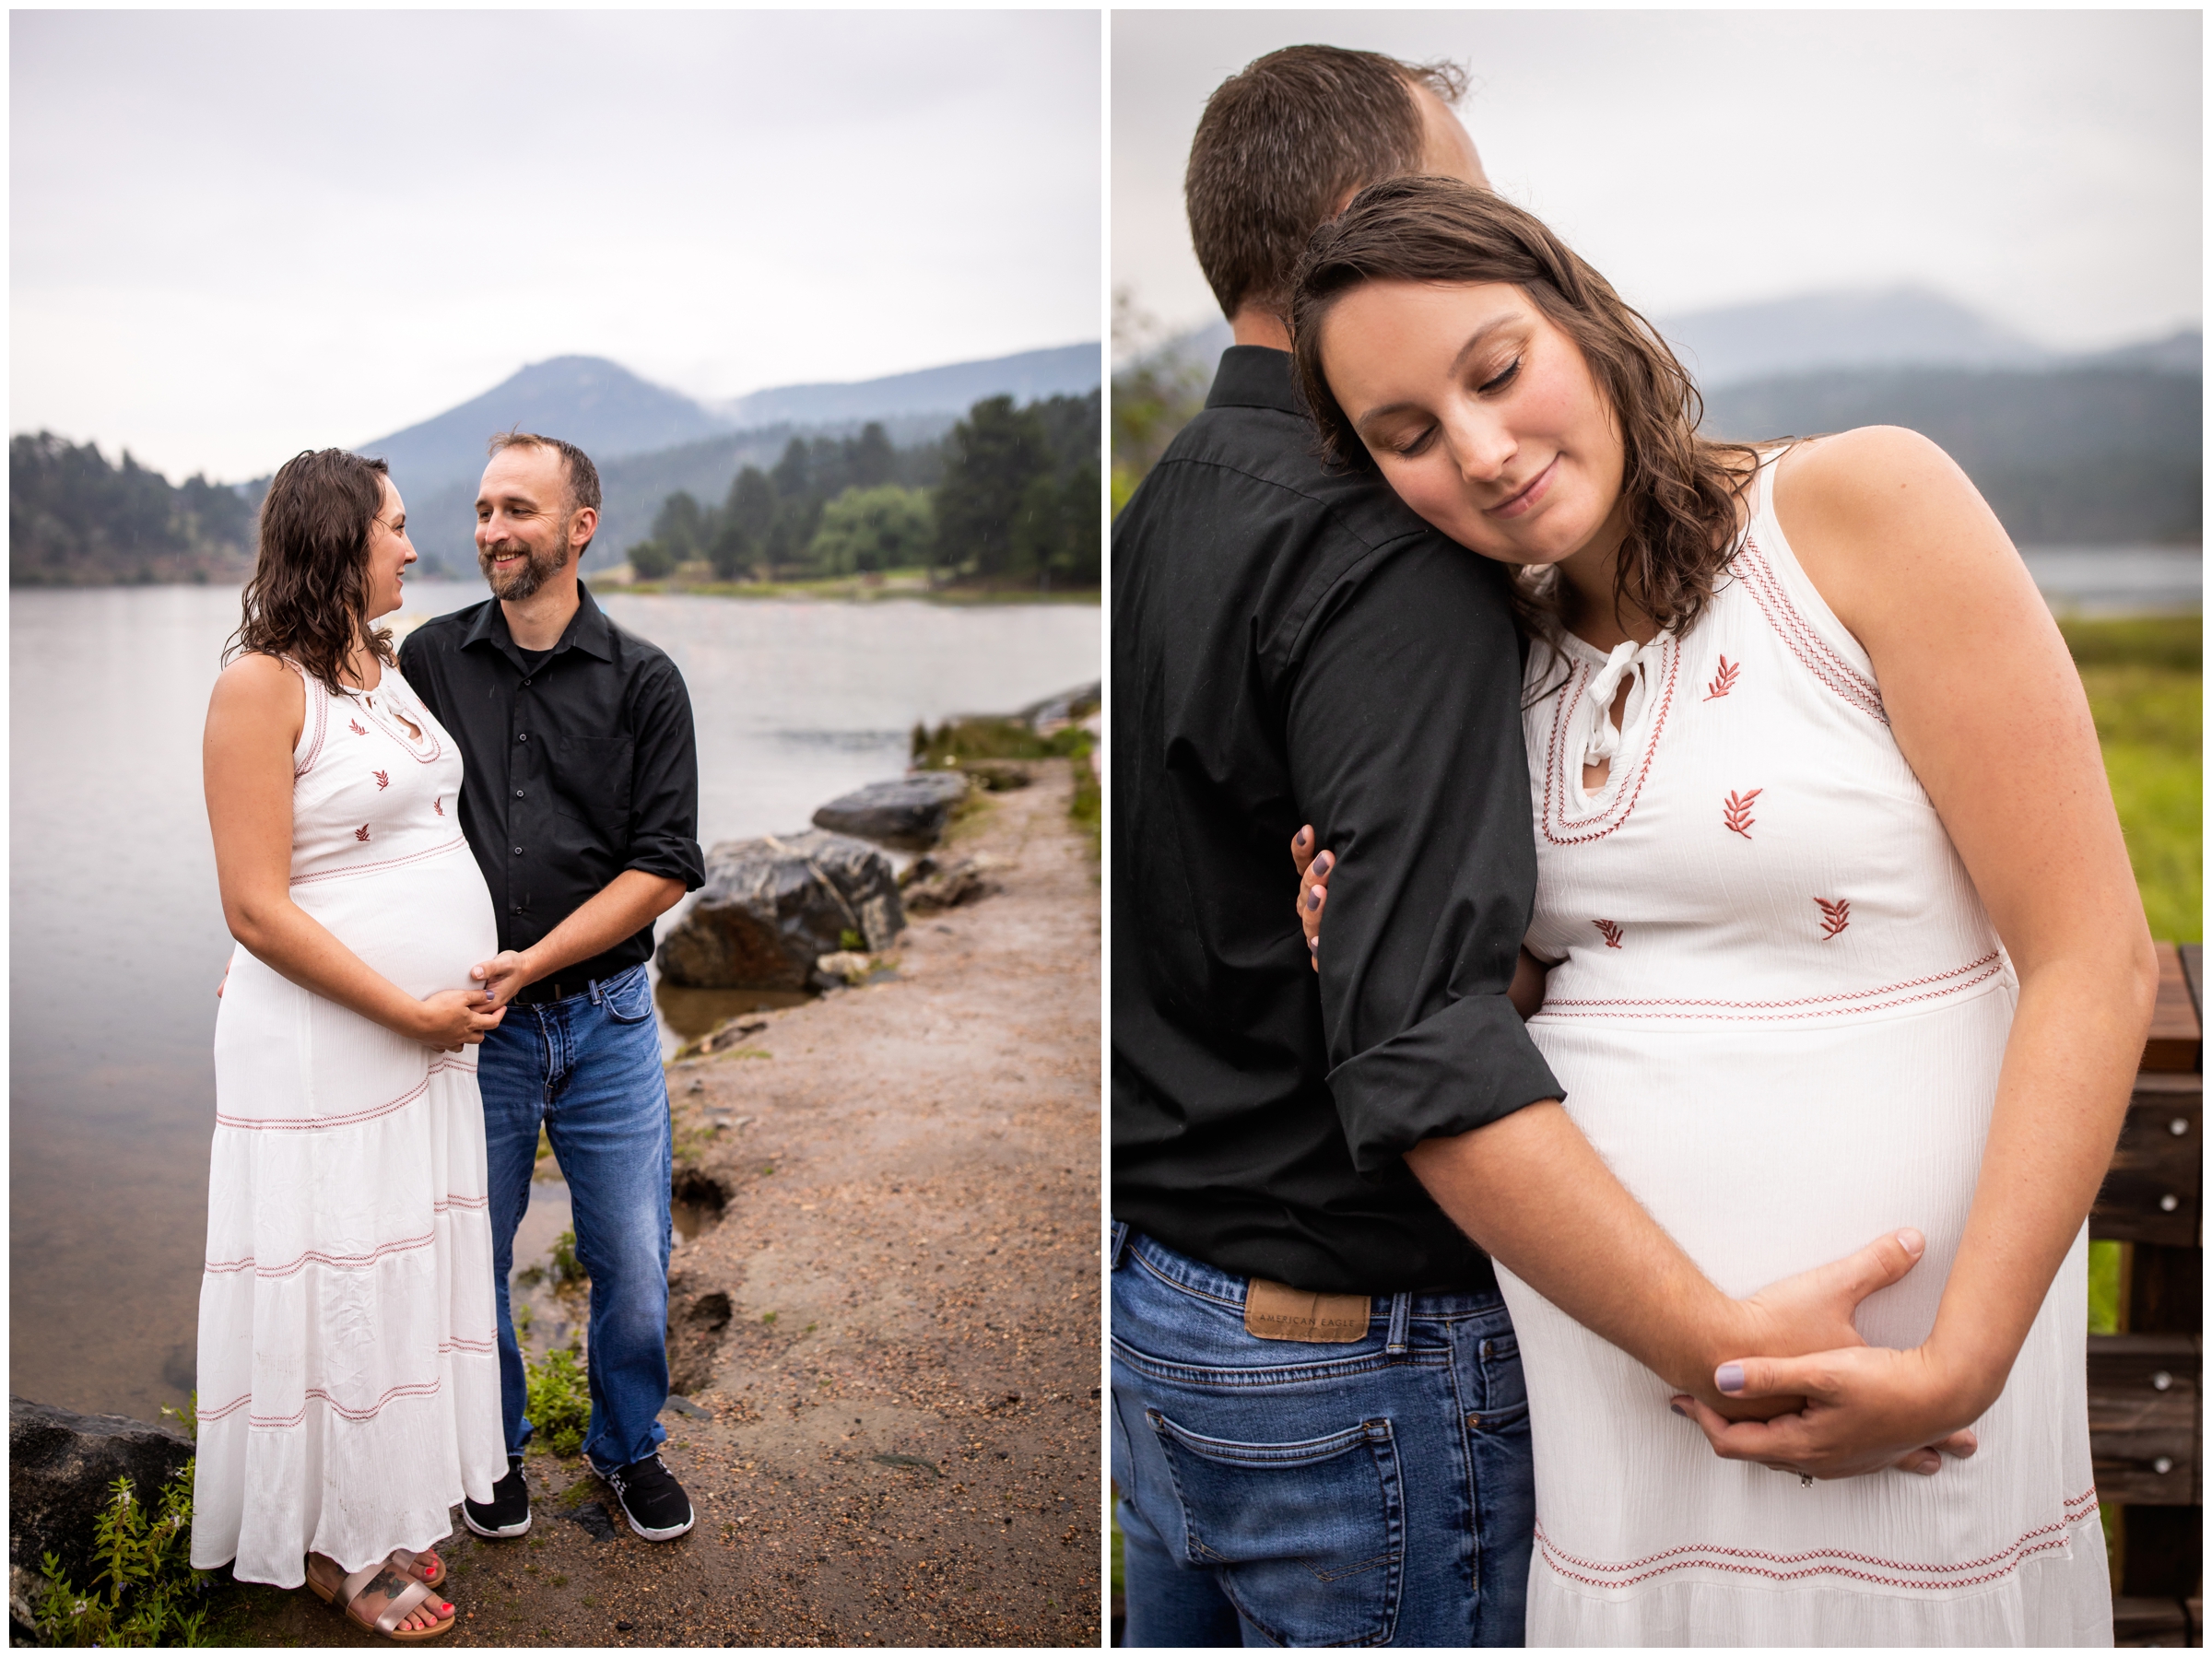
[1110,1226,1534,1648]
[479,962,672,1472]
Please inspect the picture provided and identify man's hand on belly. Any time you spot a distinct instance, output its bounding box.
[1673,1343,1983,1481]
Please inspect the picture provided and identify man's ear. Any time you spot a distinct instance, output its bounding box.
[567,507,598,560]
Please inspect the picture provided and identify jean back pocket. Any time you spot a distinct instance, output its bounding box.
[1148,1407,1404,1647]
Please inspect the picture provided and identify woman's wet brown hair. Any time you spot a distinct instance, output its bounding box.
[1289,174,1761,644]
[226,448,394,694]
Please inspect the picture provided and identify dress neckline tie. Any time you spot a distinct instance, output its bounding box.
[1573,638,1657,810]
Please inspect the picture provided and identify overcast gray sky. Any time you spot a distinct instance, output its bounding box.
[1114,10,2200,355]
[12,9,1101,481]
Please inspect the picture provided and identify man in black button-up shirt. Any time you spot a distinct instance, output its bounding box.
[1111,46,1935,1647]
[401,432,705,1545]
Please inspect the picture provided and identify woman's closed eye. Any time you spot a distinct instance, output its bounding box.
[1477,355,1522,395]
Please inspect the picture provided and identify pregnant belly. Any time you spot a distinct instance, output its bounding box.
[1527,983,2013,1352]
[291,841,500,1002]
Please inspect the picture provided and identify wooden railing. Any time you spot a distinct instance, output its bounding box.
[2098,943,2203,1647]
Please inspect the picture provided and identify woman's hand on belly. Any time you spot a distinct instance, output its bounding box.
[1673,1342,1983,1481]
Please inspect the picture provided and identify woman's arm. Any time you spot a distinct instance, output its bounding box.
[1677,427,2155,1475]
[204,654,502,1052]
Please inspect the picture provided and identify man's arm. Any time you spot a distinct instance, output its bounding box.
[472,870,687,1005]
[473,653,705,1003]
[1287,536,1947,1427]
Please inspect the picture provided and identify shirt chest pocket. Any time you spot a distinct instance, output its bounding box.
[547,734,634,840]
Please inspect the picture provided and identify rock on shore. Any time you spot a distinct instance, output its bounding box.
[656,830,904,991]
[809,774,971,850]
[9,1397,194,1632]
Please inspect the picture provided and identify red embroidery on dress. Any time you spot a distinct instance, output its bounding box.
[1703,656,1739,700]
[1541,637,1680,845]
[1817,897,1851,939]
[1594,919,1625,948]
[1735,539,1888,724]
[355,824,371,842]
[348,718,368,736]
[1723,788,1761,838]
[433,795,444,817]
[1534,1489,2099,1592]
[371,770,389,790]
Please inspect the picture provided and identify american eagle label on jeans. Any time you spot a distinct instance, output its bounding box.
[1244,1279,1371,1344]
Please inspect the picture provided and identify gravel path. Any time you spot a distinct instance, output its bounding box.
[224,764,1102,1647]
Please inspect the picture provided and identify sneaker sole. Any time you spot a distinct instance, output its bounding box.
[463,1509,532,1540]
[618,1506,694,1542]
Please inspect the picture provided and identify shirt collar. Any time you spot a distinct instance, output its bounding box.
[1205,345,1307,419]
[459,580,616,664]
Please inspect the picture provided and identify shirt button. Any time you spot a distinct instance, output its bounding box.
[517,733,528,743]
[512,846,523,855]
[522,678,532,687]
[514,789,525,798]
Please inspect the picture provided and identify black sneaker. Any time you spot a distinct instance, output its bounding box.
[463,1454,531,1538]
[599,1453,694,1541]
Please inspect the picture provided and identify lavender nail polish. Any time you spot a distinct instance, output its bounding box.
[1716,1363,1746,1393]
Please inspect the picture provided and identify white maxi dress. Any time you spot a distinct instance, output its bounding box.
[1502,454,2110,1644]
[192,662,507,1588]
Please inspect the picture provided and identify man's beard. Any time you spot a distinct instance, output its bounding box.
[478,525,570,602]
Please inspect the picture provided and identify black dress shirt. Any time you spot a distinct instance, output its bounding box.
[398,583,705,987]
[1111,347,1564,1295]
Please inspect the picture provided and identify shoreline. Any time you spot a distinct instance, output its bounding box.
[54,756,1102,1648]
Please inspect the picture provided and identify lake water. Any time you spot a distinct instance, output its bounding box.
[2020,546,2201,615]
[10,581,1099,1423]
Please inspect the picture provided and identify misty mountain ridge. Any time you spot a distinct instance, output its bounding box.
[1135,288,2199,392]
[357,344,1101,501]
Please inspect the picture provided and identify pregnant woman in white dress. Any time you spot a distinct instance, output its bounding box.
[192,449,509,1639]
[1288,178,2152,1643]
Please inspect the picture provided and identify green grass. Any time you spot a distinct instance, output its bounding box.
[524,1345,592,1458]
[2065,615,2198,1339]
[2075,658,2201,945]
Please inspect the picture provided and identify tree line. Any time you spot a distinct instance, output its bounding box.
[10,432,256,586]
[626,390,1100,590]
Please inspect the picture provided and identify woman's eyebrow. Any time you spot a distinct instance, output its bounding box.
[1449,314,1514,378]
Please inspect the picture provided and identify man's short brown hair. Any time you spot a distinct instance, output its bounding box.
[1185,45,1466,324]
[487,429,603,517]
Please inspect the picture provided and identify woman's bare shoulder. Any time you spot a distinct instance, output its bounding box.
[1773,426,1982,540]
[208,652,306,730]
[1770,427,2018,637]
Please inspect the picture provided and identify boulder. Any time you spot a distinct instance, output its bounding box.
[809,773,971,850]
[9,1397,195,1628]
[656,830,903,990]
[903,853,991,912]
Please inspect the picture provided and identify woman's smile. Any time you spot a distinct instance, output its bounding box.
[1485,453,1559,520]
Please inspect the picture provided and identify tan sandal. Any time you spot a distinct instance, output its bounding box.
[305,1553,455,1641]
[389,1545,444,1589]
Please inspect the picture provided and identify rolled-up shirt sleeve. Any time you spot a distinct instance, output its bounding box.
[1284,531,1563,1173]
[624,659,706,891]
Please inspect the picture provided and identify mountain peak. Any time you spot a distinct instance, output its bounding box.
[355,358,732,498]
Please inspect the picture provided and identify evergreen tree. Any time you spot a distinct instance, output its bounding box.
[933,395,1053,580]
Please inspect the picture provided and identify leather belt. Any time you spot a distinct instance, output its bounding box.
[510,978,587,1007]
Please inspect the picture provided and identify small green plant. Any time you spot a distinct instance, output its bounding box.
[158,1393,198,1442]
[514,1300,535,1336]
[526,1344,593,1458]
[761,1311,778,1325]
[35,1464,216,1647]
[548,1228,588,1289]
[839,927,865,952]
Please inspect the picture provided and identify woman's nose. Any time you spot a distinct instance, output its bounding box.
[1449,415,1516,483]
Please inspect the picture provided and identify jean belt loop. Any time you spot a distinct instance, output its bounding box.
[588,976,604,1006]
[1107,1219,1130,1270]
[1385,1289,1412,1357]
